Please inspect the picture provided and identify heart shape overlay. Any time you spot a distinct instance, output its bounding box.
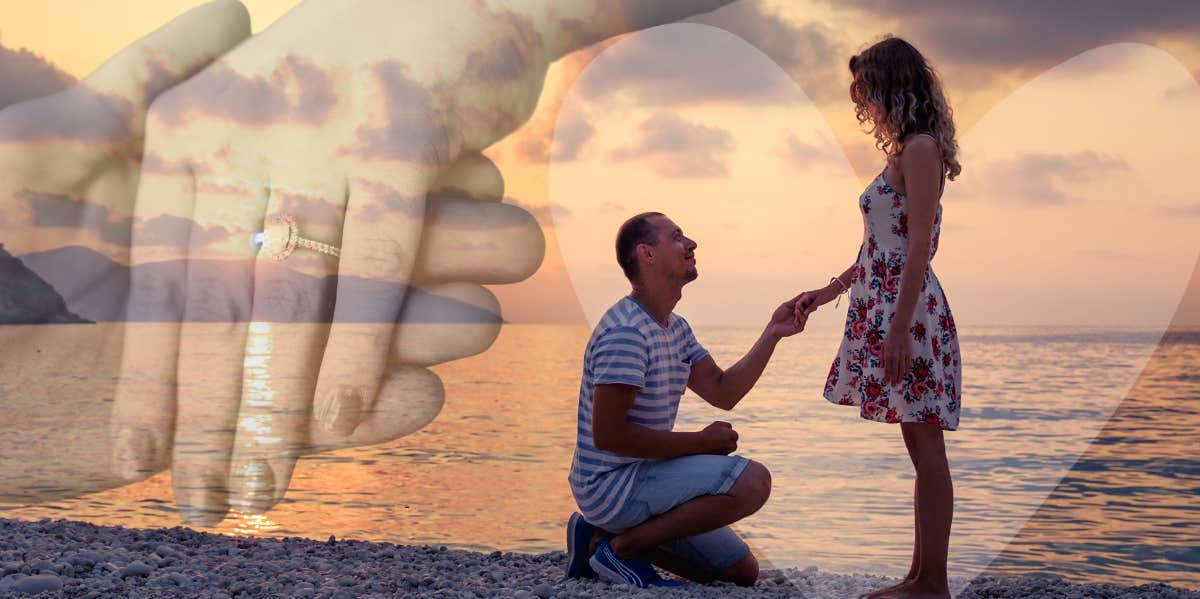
[550,24,1198,591]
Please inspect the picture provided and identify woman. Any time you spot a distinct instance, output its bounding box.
[798,36,962,599]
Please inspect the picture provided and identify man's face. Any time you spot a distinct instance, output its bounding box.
[644,215,698,283]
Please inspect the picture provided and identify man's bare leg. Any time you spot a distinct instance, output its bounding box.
[647,549,759,587]
[607,461,770,563]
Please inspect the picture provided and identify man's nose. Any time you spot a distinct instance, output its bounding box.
[686,237,697,250]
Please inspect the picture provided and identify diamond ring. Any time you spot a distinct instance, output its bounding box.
[250,214,340,261]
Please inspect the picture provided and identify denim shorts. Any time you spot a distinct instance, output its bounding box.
[604,454,752,572]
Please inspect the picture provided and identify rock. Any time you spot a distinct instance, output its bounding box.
[13,574,63,595]
[0,246,92,324]
[28,559,54,573]
[166,572,191,587]
[0,563,20,576]
[514,591,533,599]
[532,582,554,598]
[119,561,153,578]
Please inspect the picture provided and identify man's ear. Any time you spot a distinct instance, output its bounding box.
[638,244,653,261]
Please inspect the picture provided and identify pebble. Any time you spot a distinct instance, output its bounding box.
[0,517,1193,599]
[119,561,153,578]
[12,574,63,595]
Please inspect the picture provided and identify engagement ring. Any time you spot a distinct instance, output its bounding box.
[250,214,340,261]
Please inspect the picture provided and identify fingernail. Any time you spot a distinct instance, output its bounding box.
[178,474,229,527]
[229,460,276,514]
[316,386,363,436]
[110,428,157,481]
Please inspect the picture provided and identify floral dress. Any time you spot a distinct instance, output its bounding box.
[823,169,962,430]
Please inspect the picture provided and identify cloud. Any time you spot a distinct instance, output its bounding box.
[826,1,1200,70]
[688,1,850,103]
[1161,70,1199,102]
[977,151,1129,206]
[343,61,442,163]
[609,113,734,178]
[550,112,596,161]
[153,56,337,128]
[577,11,822,106]
[506,196,565,222]
[1155,202,1200,218]
[22,190,232,248]
[0,43,75,109]
[778,130,847,171]
[133,214,233,248]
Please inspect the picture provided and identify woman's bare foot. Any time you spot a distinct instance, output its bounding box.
[857,576,915,599]
[894,579,950,599]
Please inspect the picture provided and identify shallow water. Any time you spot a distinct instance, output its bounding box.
[0,323,1195,589]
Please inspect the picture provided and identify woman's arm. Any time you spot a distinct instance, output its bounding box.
[883,136,942,384]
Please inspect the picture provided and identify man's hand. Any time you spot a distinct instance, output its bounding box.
[768,293,808,341]
[698,421,739,455]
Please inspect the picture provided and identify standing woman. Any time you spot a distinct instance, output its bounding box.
[799,36,962,599]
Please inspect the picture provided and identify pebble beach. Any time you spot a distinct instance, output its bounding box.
[1,518,1196,598]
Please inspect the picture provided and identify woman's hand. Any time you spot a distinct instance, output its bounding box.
[795,283,841,319]
[882,323,913,386]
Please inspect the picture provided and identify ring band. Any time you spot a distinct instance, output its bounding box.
[251,214,340,261]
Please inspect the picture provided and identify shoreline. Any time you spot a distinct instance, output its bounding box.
[1,518,1197,598]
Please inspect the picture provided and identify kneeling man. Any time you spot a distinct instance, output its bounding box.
[566,212,807,588]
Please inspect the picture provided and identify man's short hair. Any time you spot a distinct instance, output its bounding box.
[615,212,664,281]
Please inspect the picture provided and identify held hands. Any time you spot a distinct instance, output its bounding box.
[794,283,841,322]
[699,421,739,455]
[767,293,810,340]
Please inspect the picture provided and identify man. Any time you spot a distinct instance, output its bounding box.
[565,212,808,588]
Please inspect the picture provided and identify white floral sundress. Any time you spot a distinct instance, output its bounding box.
[823,168,963,431]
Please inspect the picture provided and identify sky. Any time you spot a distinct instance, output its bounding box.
[1,1,1198,328]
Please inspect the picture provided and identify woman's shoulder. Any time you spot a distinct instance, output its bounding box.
[900,131,940,150]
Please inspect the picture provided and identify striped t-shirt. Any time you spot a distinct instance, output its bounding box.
[568,296,709,528]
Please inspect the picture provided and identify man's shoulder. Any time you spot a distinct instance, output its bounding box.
[594,297,654,335]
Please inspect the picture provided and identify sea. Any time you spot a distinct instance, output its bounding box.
[1,323,1196,589]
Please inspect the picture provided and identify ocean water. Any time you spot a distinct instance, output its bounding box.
[0,323,1196,589]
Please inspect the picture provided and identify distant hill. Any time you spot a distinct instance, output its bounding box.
[0,244,90,324]
[15,246,502,324]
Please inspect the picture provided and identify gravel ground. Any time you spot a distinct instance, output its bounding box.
[0,518,1196,598]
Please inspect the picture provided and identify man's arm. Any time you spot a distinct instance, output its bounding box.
[687,294,808,411]
[592,384,735,458]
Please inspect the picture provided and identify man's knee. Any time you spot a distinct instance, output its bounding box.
[730,460,771,510]
[718,553,759,587]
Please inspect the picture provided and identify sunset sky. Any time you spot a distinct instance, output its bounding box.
[2,1,1198,328]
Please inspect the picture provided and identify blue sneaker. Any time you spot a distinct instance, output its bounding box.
[589,538,683,588]
[565,512,596,579]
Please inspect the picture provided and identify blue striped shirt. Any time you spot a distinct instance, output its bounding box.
[568,296,708,528]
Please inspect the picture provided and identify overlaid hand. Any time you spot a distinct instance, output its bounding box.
[109,0,737,526]
[0,2,250,502]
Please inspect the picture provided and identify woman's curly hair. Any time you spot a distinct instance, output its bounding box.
[850,36,961,181]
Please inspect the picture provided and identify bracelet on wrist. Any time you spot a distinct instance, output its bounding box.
[829,276,849,308]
